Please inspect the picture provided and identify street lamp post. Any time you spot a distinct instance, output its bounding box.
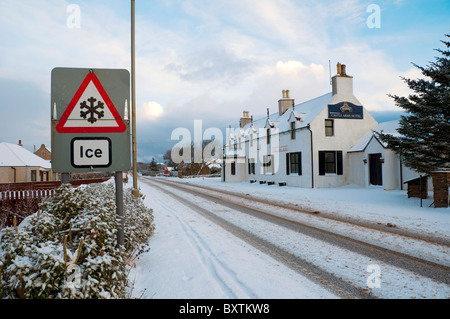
[131,0,139,197]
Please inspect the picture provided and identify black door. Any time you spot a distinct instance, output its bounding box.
[369,153,383,186]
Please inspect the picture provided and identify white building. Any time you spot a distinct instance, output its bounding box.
[348,120,419,190]
[222,63,418,190]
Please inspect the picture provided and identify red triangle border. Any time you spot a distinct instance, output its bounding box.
[55,72,127,133]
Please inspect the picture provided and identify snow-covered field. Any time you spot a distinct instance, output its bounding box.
[128,176,449,299]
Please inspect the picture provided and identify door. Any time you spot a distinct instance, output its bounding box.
[369,153,383,186]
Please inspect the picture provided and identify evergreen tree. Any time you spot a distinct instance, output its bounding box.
[377,33,450,174]
[149,157,158,172]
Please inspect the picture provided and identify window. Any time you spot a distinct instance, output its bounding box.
[325,119,334,136]
[286,152,302,175]
[290,122,296,139]
[266,129,271,144]
[263,154,273,174]
[248,158,255,175]
[319,151,343,175]
[31,170,37,182]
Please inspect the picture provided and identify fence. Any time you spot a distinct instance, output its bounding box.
[0,178,109,228]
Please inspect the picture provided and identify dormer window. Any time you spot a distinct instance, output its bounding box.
[288,111,303,139]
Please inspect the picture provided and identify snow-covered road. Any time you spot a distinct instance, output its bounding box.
[128,176,449,299]
[129,177,336,299]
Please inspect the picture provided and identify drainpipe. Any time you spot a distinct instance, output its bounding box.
[222,145,226,182]
[399,156,403,190]
[11,167,16,183]
[307,124,314,188]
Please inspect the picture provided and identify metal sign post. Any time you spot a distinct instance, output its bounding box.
[115,171,124,246]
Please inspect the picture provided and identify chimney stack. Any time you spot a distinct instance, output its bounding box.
[278,89,294,116]
[239,110,252,128]
[18,140,23,146]
[332,63,353,96]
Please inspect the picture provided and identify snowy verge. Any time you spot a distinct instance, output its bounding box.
[0,182,154,299]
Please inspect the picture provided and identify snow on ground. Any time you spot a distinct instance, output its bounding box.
[170,177,450,240]
[129,177,336,299]
[128,176,449,299]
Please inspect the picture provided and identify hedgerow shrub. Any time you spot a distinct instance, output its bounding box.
[0,182,154,298]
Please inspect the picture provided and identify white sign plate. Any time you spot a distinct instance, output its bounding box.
[71,137,111,168]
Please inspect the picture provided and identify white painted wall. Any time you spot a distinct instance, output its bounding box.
[223,156,246,183]
[310,76,378,188]
[347,135,424,191]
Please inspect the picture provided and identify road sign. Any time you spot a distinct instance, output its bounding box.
[56,71,127,133]
[51,67,131,173]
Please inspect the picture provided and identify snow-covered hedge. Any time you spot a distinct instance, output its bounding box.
[0,182,154,298]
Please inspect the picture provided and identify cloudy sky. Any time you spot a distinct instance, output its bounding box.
[0,0,449,163]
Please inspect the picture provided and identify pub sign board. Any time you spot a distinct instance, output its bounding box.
[51,67,131,173]
[328,101,363,119]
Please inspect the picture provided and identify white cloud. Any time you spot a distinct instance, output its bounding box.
[140,102,164,121]
[0,0,442,161]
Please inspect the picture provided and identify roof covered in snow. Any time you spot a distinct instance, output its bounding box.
[0,142,52,168]
[348,120,400,152]
[236,92,333,140]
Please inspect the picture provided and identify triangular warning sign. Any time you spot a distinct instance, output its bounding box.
[56,72,126,133]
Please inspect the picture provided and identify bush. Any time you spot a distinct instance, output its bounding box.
[0,182,154,299]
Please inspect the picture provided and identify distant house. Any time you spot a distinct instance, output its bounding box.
[34,144,52,161]
[0,142,53,183]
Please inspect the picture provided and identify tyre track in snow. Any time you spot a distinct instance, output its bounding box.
[142,177,450,298]
[141,178,378,299]
[158,178,450,247]
[152,178,450,268]
[151,189,258,298]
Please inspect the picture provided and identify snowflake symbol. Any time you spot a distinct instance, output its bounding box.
[80,97,105,124]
